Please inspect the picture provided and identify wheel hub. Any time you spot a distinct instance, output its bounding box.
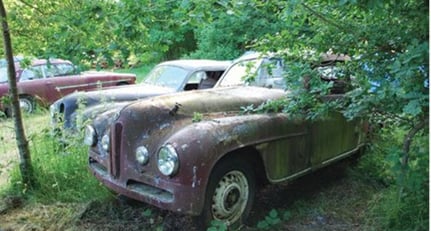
[19,98,32,113]
[211,170,249,224]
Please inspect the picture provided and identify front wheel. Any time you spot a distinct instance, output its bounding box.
[19,96,35,114]
[197,157,256,229]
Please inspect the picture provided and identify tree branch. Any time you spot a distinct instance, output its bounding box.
[301,3,353,34]
[401,117,428,166]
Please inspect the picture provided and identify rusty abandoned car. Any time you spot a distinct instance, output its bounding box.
[50,59,230,129]
[0,58,136,116]
[84,54,367,228]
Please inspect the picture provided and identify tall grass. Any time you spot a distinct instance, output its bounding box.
[3,113,112,203]
[32,132,111,203]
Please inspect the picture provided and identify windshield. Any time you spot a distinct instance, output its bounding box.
[142,65,189,89]
[0,67,8,83]
[218,59,261,87]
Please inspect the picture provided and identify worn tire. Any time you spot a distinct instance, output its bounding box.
[19,96,35,114]
[196,156,256,229]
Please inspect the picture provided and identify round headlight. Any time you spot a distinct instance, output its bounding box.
[84,125,97,146]
[157,144,179,176]
[101,134,110,151]
[136,146,149,165]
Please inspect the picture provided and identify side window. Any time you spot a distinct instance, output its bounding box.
[188,71,206,84]
[55,63,76,76]
[197,71,220,89]
[258,58,284,80]
[254,58,286,89]
[20,66,44,81]
[184,71,206,91]
[42,64,56,78]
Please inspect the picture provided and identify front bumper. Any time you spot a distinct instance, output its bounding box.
[88,149,205,215]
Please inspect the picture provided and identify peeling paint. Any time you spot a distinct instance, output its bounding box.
[159,122,171,130]
[154,176,160,185]
[181,144,189,151]
[192,166,197,188]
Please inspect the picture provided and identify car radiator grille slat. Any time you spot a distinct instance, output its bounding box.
[110,122,122,178]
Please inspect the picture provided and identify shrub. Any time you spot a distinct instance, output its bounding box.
[361,125,429,230]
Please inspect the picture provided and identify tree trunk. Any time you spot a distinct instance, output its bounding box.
[0,0,35,188]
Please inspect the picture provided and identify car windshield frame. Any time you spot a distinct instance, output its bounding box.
[142,65,190,90]
[217,58,262,87]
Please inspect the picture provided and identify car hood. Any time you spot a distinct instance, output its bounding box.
[67,83,175,102]
[125,86,286,116]
[94,86,288,151]
[52,83,176,128]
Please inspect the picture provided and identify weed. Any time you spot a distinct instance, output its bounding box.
[207,220,227,231]
[192,112,203,122]
[256,209,282,230]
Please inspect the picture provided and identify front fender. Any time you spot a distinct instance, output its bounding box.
[163,113,304,213]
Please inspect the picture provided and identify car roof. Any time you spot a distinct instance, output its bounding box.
[158,59,231,71]
[30,58,72,66]
[236,51,351,62]
[11,58,73,71]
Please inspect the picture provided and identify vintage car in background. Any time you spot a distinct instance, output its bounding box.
[0,58,136,116]
[49,59,230,130]
[84,53,366,228]
[0,56,23,67]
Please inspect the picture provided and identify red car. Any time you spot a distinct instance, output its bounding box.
[0,58,136,116]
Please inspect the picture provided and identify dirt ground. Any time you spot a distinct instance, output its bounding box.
[0,161,381,231]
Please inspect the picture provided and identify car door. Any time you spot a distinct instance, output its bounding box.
[43,63,85,103]
[17,65,50,100]
[259,117,310,182]
[309,109,361,168]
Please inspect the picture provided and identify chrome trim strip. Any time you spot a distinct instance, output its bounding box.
[55,79,131,91]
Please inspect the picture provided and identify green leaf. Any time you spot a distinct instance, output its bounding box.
[403,99,422,116]
[257,220,269,229]
[269,209,278,218]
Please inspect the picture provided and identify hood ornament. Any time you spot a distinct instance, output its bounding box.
[169,102,182,116]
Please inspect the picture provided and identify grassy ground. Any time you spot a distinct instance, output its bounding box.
[0,112,50,186]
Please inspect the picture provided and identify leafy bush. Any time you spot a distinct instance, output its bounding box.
[360,126,429,230]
